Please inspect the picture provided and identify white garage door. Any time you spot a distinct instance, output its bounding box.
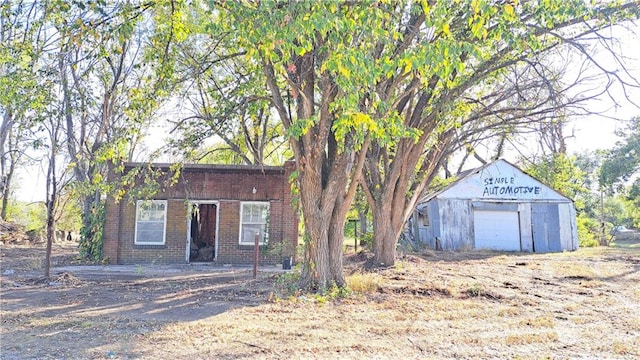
[473,210,521,251]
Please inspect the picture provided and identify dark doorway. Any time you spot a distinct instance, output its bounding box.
[189,203,217,262]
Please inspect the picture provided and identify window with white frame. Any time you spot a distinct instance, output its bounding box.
[135,200,167,245]
[239,202,269,245]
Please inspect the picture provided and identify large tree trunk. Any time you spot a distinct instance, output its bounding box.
[371,204,400,266]
[297,162,343,288]
[364,133,449,267]
[298,161,352,289]
[263,49,367,290]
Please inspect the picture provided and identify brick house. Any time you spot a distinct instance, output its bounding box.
[103,162,298,265]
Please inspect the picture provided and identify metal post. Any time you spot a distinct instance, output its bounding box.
[253,232,259,279]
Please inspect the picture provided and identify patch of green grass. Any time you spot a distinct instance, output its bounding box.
[464,283,484,297]
[271,270,302,300]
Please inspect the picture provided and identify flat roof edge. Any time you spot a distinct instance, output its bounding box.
[123,162,285,172]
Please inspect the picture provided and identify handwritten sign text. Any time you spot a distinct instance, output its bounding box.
[482,176,541,197]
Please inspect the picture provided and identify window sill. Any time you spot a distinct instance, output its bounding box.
[134,244,166,249]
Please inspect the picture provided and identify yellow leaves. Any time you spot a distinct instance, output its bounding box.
[333,112,380,143]
[19,53,32,68]
[92,173,104,185]
[352,112,373,127]
[420,0,430,13]
[505,3,515,17]
[503,1,518,22]
[471,0,480,14]
[403,59,412,75]
[337,64,351,79]
[442,22,451,36]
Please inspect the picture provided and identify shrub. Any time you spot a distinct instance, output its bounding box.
[577,214,599,247]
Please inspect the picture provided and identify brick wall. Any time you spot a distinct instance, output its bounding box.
[104,162,298,265]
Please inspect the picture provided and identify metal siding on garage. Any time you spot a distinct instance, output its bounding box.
[531,203,549,252]
[531,203,562,253]
[473,210,521,251]
[440,199,472,250]
[546,205,562,252]
[558,202,578,251]
[518,203,534,252]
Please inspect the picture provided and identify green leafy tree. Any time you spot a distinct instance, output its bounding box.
[599,117,640,228]
[525,153,589,208]
[626,182,640,228]
[23,0,186,260]
[0,1,51,220]
[525,153,599,246]
[356,0,640,266]
[1,0,186,266]
[49,1,166,260]
[600,117,640,189]
[201,0,640,287]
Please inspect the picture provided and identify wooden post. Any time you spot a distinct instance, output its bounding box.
[353,219,358,252]
[253,232,259,279]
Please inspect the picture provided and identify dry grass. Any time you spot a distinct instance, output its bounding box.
[612,338,640,356]
[505,331,559,345]
[345,272,384,293]
[1,242,639,359]
[520,315,555,328]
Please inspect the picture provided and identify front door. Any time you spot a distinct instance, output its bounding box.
[187,202,218,262]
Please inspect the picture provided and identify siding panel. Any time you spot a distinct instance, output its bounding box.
[518,203,533,252]
[439,199,472,250]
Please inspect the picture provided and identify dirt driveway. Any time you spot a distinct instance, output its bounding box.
[1,241,639,359]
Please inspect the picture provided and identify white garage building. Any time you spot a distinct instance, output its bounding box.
[415,159,578,252]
